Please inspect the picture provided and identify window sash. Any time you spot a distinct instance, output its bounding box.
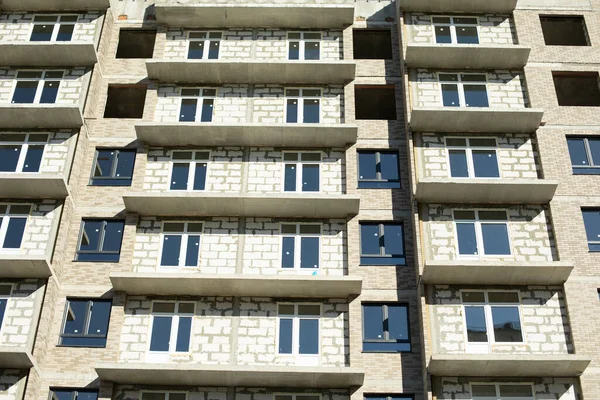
[187,31,221,59]
[280,224,321,270]
[432,16,479,44]
[76,220,125,260]
[60,299,111,346]
[471,383,534,400]
[357,151,401,184]
[149,302,194,354]
[277,304,321,356]
[159,222,203,267]
[568,137,600,174]
[0,205,29,251]
[50,390,99,400]
[462,291,523,345]
[287,32,321,60]
[179,88,216,122]
[446,137,499,178]
[169,151,210,191]
[285,88,322,123]
[283,152,321,192]
[90,149,135,184]
[30,15,77,42]
[360,223,405,265]
[454,211,510,257]
[0,133,48,173]
[11,71,63,104]
[438,74,488,108]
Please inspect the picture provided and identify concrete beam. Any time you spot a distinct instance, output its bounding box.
[0,0,109,10]
[0,104,83,129]
[405,44,531,69]
[135,123,358,148]
[123,192,360,218]
[410,107,544,133]
[415,178,558,204]
[0,43,97,67]
[422,260,574,285]
[146,60,356,84]
[429,354,591,377]
[110,273,362,298]
[0,174,68,199]
[0,255,52,278]
[400,0,517,13]
[0,348,33,369]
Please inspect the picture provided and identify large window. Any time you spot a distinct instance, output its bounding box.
[76,219,125,262]
[362,303,410,352]
[11,70,63,104]
[433,16,479,44]
[567,137,600,174]
[90,149,136,186]
[159,222,203,267]
[188,31,221,59]
[179,88,216,122]
[360,222,405,265]
[582,209,600,251]
[446,137,499,178]
[454,210,510,257]
[283,152,320,192]
[358,150,401,189]
[281,224,320,271]
[439,73,488,108]
[170,151,209,191]
[471,384,533,400]
[540,16,589,46]
[149,301,194,358]
[286,89,321,123]
[288,32,321,60]
[141,393,186,400]
[0,133,47,173]
[60,299,112,347]
[50,390,99,400]
[30,15,77,42]
[0,204,30,251]
[278,304,320,363]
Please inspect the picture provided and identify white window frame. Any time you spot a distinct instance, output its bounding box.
[431,15,479,44]
[157,221,204,268]
[0,133,48,173]
[453,209,511,258]
[287,31,322,60]
[140,392,187,400]
[284,88,322,123]
[470,383,534,400]
[445,137,500,179]
[0,204,30,253]
[187,31,222,59]
[279,223,322,273]
[276,303,322,365]
[0,284,13,336]
[437,72,488,107]
[29,14,78,42]
[168,150,211,191]
[147,300,195,361]
[281,151,322,193]
[10,70,64,104]
[179,87,217,122]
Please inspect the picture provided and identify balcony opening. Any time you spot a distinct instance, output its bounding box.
[353,30,393,60]
[354,85,397,120]
[104,85,147,118]
[540,16,589,46]
[552,72,600,106]
[116,29,156,59]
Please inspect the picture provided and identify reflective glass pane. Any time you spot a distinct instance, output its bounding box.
[94,150,115,177]
[284,164,297,192]
[286,99,298,123]
[153,302,176,313]
[200,99,214,122]
[149,316,172,351]
[278,304,295,315]
[588,138,600,166]
[3,217,26,248]
[464,85,489,107]
[185,235,200,266]
[193,163,207,190]
[141,393,164,400]
[57,24,74,41]
[289,41,300,60]
[302,164,319,192]
[115,150,135,178]
[456,222,478,255]
[22,145,44,172]
[456,26,479,44]
[170,163,190,190]
[298,305,320,316]
[79,220,102,251]
[76,392,98,400]
[481,223,510,255]
[188,41,204,59]
[179,99,197,122]
[472,150,499,177]
[462,291,486,303]
[471,385,496,397]
[278,318,293,353]
[208,41,219,59]
[387,304,409,340]
[363,304,384,340]
[300,237,319,268]
[380,152,400,181]
[583,210,600,243]
[499,385,533,398]
[478,210,507,220]
[358,152,377,180]
[299,319,319,354]
[30,24,53,41]
[52,391,75,400]
[491,306,522,342]
[179,303,195,314]
[305,42,320,60]
[434,26,452,43]
[0,298,11,330]
[40,80,60,103]
[449,149,469,177]
[0,145,21,172]
[299,224,320,234]
[101,220,124,252]
[303,99,320,123]
[63,300,87,335]
[176,316,192,351]
[161,235,182,266]
[281,237,295,268]
[441,83,460,107]
[88,301,111,336]
[360,224,381,256]
[12,81,38,103]
[383,224,404,255]
[464,305,488,342]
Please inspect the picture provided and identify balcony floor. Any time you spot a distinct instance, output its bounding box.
[0,348,33,369]
[0,174,68,199]
[400,0,517,13]
[0,43,97,67]
[405,44,530,70]
[0,255,52,278]
[0,104,83,129]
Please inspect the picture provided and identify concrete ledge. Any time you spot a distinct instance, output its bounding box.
[0,104,83,129]
[415,178,558,204]
[422,260,574,285]
[0,255,52,278]
[0,348,33,369]
[135,122,358,148]
[0,0,110,10]
[429,354,591,377]
[0,174,68,199]
[0,43,97,67]
[110,273,362,298]
[123,192,360,218]
[410,107,544,133]
[405,44,530,69]
[154,3,355,29]
[400,0,517,12]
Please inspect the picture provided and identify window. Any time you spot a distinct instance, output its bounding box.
[11,70,63,104]
[169,150,209,191]
[116,29,156,59]
[0,133,47,173]
[540,16,589,46]
[362,303,410,352]
[365,395,413,400]
[283,152,320,192]
[0,285,12,334]
[278,304,320,360]
[354,86,397,120]
[179,88,216,122]
[567,137,600,174]
[288,32,321,60]
[275,395,320,400]
[188,31,221,59]
[471,384,533,400]
[141,393,186,400]
[149,302,194,357]
[552,72,600,106]
[358,150,401,189]
[353,30,393,60]
[76,219,125,262]
[582,209,600,251]
[432,16,479,44]
[30,15,77,42]
[50,390,99,400]
[286,88,321,123]
[281,224,320,271]
[446,137,499,178]
[439,73,488,107]
[159,222,203,267]
[90,149,136,186]
[462,291,523,349]
[360,222,405,265]
[454,210,510,256]
[0,204,30,251]
[59,299,112,347]
[103,86,147,118]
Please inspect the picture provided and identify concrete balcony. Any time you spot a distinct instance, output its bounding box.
[135,122,357,148]
[405,44,531,70]
[409,107,544,133]
[400,0,517,13]
[146,60,355,85]
[0,348,34,369]
[0,174,68,199]
[110,273,362,298]
[422,260,574,285]
[123,192,360,218]
[0,104,83,129]
[96,363,364,387]
[0,255,52,278]
[0,0,110,11]
[154,0,355,29]
[415,178,558,204]
[428,354,590,377]
[0,43,97,67]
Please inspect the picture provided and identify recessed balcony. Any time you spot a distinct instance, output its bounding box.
[146,60,356,85]
[409,107,544,133]
[422,260,574,285]
[123,192,360,218]
[405,44,531,70]
[415,178,558,204]
[135,122,357,148]
[0,43,97,67]
[0,174,68,199]
[400,0,517,13]
[0,104,83,129]
[0,0,110,11]
[0,348,34,369]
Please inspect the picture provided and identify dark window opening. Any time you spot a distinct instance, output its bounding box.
[553,72,600,106]
[60,299,111,347]
[104,86,147,118]
[353,29,393,60]
[540,16,589,46]
[355,86,397,120]
[116,29,156,59]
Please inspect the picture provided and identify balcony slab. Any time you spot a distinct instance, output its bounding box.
[400,0,517,13]
[0,104,83,129]
[405,44,531,69]
[135,122,357,148]
[0,174,68,199]
[0,348,33,369]
[0,43,97,67]
[123,192,360,218]
[409,107,544,133]
[422,260,574,285]
[0,255,52,278]
[0,0,110,10]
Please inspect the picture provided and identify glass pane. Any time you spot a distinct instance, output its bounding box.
[441,83,460,107]
[464,305,488,342]
[281,237,295,268]
[141,394,165,400]
[179,302,195,314]
[289,41,300,60]
[303,99,320,123]
[464,85,489,107]
[3,217,26,248]
[456,26,479,44]
[434,26,452,44]
[358,152,377,180]
[179,99,197,122]
[193,163,207,190]
[201,99,214,122]
[22,145,44,172]
[299,319,319,354]
[163,222,185,233]
[387,305,409,340]
[383,224,404,256]
[76,392,98,400]
[176,316,192,351]
[45,71,64,79]
[189,32,207,39]
[470,138,496,147]
[88,301,111,336]
[305,42,320,60]
[302,164,319,192]
[361,224,380,256]
[300,237,319,269]
[208,41,219,59]
[94,150,115,177]
[203,89,216,97]
[478,210,507,220]
[588,139,600,166]
[284,153,298,161]
[286,89,300,97]
[298,305,320,315]
[472,150,499,177]
[52,391,75,400]
[208,32,222,39]
[161,235,182,266]
[462,291,486,303]
[188,41,204,59]
[278,318,293,353]
[301,152,321,162]
[380,152,400,181]
[432,17,451,23]
[471,385,497,397]
[0,145,21,172]
[63,300,87,335]
[80,220,102,251]
[481,223,510,255]
[446,138,466,146]
[583,210,600,243]
[281,224,297,234]
[153,302,176,313]
[57,24,74,41]
[499,385,533,398]
[456,222,478,255]
[170,163,190,190]
[461,74,486,82]
[488,292,519,303]
[12,81,38,103]
[286,99,298,123]
[278,304,295,315]
[40,80,60,103]
[299,224,320,235]
[449,149,469,177]
[363,304,384,340]
[439,74,458,82]
[491,306,523,342]
[30,24,54,41]
[284,164,297,192]
[101,220,124,253]
[185,235,200,266]
[149,316,172,351]
[115,150,135,178]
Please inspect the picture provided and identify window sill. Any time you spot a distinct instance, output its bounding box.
[56,343,107,348]
[359,263,407,267]
[361,350,412,354]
